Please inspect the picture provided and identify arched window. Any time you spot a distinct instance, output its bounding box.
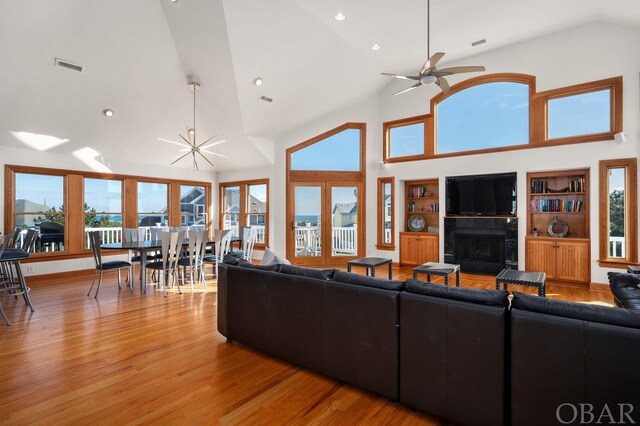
[433,74,534,155]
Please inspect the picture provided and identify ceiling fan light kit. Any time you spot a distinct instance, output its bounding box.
[158,78,228,170]
[381,0,486,96]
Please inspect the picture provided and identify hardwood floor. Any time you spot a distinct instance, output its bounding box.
[0,267,613,425]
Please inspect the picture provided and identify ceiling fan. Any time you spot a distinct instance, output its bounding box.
[382,0,485,96]
[158,78,228,170]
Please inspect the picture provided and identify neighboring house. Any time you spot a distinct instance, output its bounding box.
[15,199,52,227]
[226,195,266,226]
[179,186,206,225]
[384,194,391,228]
[332,202,357,227]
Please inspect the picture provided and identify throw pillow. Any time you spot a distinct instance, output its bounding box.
[261,247,292,266]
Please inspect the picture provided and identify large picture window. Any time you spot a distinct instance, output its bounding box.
[13,172,66,253]
[180,185,207,227]
[84,178,123,248]
[5,165,210,262]
[137,182,168,227]
[219,179,269,247]
[599,158,638,267]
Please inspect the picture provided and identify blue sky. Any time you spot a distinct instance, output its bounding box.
[295,186,357,216]
[548,90,610,138]
[291,128,360,171]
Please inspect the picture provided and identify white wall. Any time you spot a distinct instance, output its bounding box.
[0,144,217,276]
[271,22,640,284]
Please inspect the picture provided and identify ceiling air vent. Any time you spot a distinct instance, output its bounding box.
[258,95,273,103]
[471,39,487,47]
[54,58,84,73]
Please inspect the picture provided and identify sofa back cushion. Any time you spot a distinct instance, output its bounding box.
[405,278,509,307]
[512,291,640,328]
[279,264,335,280]
[236,258,281,272]
[333,270,404,291]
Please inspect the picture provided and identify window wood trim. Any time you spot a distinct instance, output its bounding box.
[382,73,624,163]
[4,164,212,262]
[285,123,367,263]
[534,76,623,145]
[376,177,395,250]
[598,158,638,267]
[382,115,430,163]
[218,178,269,249]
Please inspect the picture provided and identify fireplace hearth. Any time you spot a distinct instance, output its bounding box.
[445,218,518,275]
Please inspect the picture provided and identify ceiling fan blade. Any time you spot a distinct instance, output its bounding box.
[200,149,230,159]
[170,151,192,165]
[435,66,486,76]
[392,82,422,96]
[436,77,450,94]
[158,138,190,148]
[420,52,445,75]
[199,140,226,151]
[195,134,218,149]
[197,151,217,168]
[381,73,421,81]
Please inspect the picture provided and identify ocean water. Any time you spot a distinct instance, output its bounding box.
[295,215,319,225]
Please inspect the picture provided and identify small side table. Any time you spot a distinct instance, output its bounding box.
[413,262,460,287]
[495,269,546,297]
[347,257,392,279]
[627,266,640,274]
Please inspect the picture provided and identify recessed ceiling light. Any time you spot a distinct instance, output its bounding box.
[170,0,178,3]
[371,44,381,51]
[334,12,346,21]
[102,108,114,118]
[253,77,263,86]
[471,38,487,47]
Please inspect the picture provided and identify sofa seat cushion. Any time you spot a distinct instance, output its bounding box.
[333,270,404,291]
[512,292,640,328]
[405,279,509,307]
[279,264,335,280]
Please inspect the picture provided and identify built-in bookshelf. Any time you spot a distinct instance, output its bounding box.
[404,179,440,233]
[527,169,590,238]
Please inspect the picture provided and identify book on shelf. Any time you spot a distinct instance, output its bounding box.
[530,178,585,194]
[408,202,439,213]
[529,199,584,213]
[408,186,434,198]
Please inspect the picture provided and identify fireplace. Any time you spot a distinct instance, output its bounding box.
[445,218,518,275]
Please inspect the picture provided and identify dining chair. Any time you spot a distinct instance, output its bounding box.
[230,227,258,261]
[123,227,146,285]
[145,230,185,297]
[177,230,207,290]
[204,229,232,278]
[0,237,13,325]
[86,231,133,298]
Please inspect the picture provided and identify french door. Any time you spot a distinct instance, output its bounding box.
[287,182,363,266]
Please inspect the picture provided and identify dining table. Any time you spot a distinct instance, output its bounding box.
[0,248,33,326]
[101,236,241,293]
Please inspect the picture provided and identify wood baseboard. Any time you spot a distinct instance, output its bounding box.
[26,268,96,284]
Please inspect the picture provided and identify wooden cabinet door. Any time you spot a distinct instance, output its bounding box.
[526,239,557,279]
[556,240,589,283]
[419,234,439,263]
[400,234,420,266]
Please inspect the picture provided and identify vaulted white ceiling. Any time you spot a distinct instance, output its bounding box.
[1,0,639,172]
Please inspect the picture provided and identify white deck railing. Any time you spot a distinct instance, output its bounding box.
[294,225,357,256]
[610,236,625,258]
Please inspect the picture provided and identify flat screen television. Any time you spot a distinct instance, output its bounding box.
[446,172,516,216]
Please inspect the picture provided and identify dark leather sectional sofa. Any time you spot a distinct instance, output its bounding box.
[217,261,640,426]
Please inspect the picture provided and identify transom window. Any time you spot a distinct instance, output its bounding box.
[382,74,622,163]
[290,127,362,171]
[383,115,428,162]
[547,89,611,140]
[437,81,529,154]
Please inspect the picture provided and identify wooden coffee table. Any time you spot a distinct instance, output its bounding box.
[347,257,393,279]
[495,269,546,297]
